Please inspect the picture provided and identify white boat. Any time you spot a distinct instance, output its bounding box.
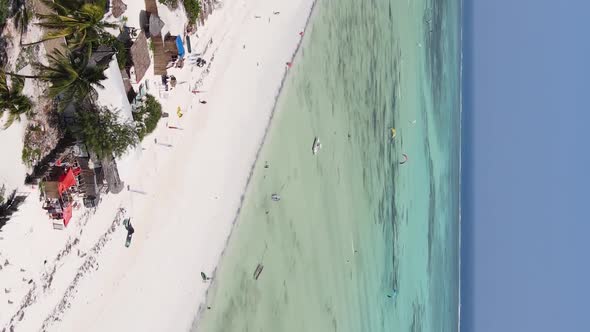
[312,137,322,155]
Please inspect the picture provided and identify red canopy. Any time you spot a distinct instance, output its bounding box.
[62,204,73,227]
[58,168,76,195]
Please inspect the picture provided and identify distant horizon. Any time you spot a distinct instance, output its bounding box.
[460,0,590,331]
[459,0,473,327]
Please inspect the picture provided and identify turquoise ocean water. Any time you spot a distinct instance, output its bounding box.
[193,0,461,330]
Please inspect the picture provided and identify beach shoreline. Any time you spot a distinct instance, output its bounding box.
[0,0,316,331]
[189,0,318,328]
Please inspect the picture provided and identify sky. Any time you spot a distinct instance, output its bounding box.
[461,0,590,331]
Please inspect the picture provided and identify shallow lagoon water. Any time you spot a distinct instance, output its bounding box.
[193,0,461,330]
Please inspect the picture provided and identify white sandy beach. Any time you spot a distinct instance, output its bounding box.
[0,0,315,331]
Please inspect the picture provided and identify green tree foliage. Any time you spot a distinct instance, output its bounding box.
[54,0,107,12]
[24,1,117,49]
[3,48,107,109]
[13,3,31,45]
[159,0,179,8]
[133,94,162,140]
[0,71,34,129]
[182,0,201,25]
[98,34,129,70]
[21,144,41,167]
[73,104,138,158]
[0,0,8,27]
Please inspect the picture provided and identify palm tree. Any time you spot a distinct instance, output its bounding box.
[22,1,118,50]
[3,48,107,109]
[74,104,138,158]
[13,0,31,45]
[0,71,34,129]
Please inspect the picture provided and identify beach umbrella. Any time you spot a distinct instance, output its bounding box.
[149,14,166,37]
[139,10,148,32]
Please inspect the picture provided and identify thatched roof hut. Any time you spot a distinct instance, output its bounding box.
[112,0,127,18]
[149,14,166,37]
[130,31,151,83]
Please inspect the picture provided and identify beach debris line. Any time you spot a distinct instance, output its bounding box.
[271,194,281,202]
[399,154,408,165]
[312,137,322,155]
[253,263,264,280]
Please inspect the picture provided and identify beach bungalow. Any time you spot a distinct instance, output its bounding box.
[142,0,186,76]
[129,31,151,84]
[112,0,128,18]
[152,33,185,75]
[41,165,79,229]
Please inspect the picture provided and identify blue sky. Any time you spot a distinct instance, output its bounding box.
[461,0,590,331]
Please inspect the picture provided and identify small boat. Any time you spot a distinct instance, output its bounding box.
[312,137,322,155]
[271,194,281,201]
[253,264,264,280]
[399,153,408,165]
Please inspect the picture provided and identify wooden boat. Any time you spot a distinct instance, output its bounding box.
[253,264,264,280]
[312,137,322,155]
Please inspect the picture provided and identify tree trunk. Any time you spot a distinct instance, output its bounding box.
[20,36,59,47]
[2,71,49,80]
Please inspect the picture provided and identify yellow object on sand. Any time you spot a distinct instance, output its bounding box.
[177,107,183,118]
[391,128,396,139]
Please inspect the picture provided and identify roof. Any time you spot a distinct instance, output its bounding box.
[62,204,72,226]
[145,0,158,15]
[58,168,76,195]
[76,157,105,198]
[120,69,137,102]
[112,0,127,18]
[149,14,166,37]
[130,32,151,83]
[43,181,61,199]
[90,45,116,67]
